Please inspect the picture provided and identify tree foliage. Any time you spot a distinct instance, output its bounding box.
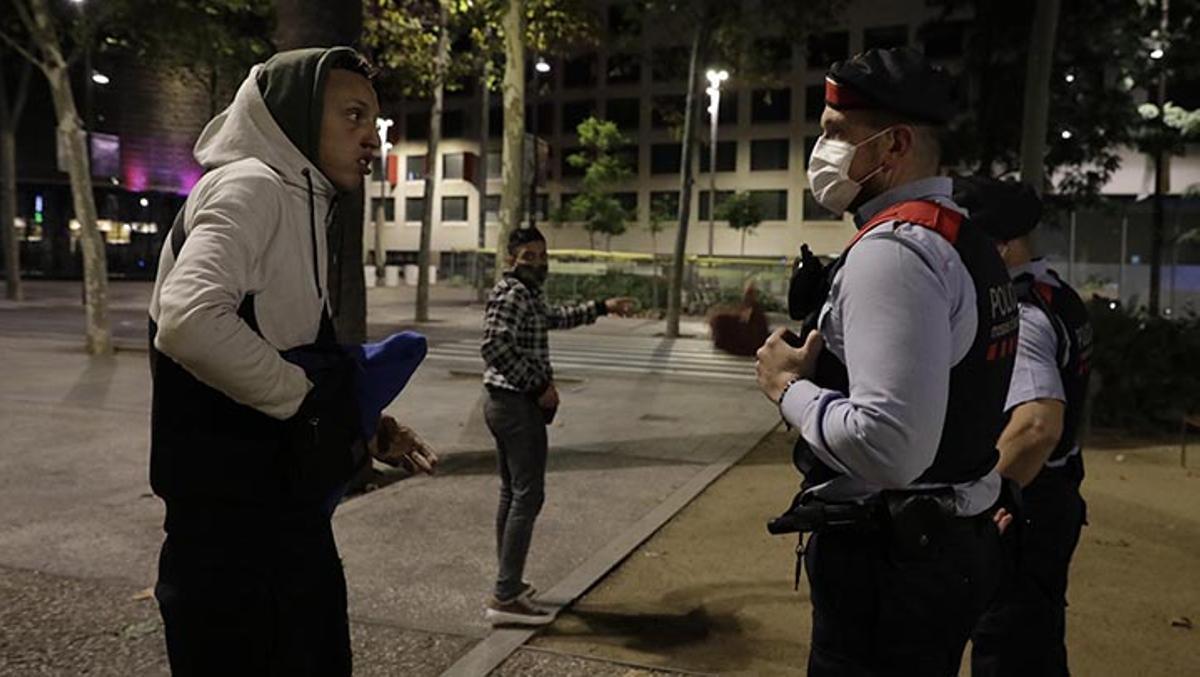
[563,116,633,249]
[929,0,1200,205]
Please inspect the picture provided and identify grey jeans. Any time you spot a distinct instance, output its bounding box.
[483,389,548,601]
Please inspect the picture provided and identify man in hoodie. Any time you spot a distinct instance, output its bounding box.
[148,48,412,675]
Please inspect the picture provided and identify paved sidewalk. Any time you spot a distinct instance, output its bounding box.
[0,282,775,676]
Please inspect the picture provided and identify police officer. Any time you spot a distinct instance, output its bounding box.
[755,47,1018,676]
[955,177,1093,676]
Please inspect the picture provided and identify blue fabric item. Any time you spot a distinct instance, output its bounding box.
[348,332,428,439]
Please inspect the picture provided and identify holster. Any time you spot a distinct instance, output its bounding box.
[880,487,958,560]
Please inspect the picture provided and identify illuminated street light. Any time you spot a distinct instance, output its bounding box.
[534,57,551,74]
[704,68,729,256]
[1061,130,1073,140]
[1064,73,1075,83]
[1150,47,1164,59]
[139,198,149,207]
[91,71,110,85]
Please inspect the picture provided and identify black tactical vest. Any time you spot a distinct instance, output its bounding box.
[793,200,1019,491]
[1012,266,1092,471]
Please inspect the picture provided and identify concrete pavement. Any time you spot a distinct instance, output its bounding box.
[0,281,775,675]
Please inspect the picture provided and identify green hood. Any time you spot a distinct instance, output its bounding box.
[254,46,361,171]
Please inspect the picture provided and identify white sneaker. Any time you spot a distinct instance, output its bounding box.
[484,595,555,626]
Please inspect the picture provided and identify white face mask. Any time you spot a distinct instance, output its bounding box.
[806,127,893,215]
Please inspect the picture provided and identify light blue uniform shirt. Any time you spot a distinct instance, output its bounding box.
[779,177,1000,516]
[1006,259,1076,467]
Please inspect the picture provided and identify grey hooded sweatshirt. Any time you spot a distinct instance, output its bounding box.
[150,48,358,420]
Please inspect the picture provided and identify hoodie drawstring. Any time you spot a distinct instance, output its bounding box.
[301,168,322,300]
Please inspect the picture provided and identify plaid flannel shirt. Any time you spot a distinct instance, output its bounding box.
[481,274,605,394]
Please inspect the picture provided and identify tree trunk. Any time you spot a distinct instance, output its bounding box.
[417,1,449,323]
[474,65,490,302]
[46,64,111,354]
[0,53,28,303]
[1148,0,1170,316]
[665,21,709,338]
[272,0,366,340]
[1017,0,1060,194]
[496,0,525,283]
[0,124,19,301]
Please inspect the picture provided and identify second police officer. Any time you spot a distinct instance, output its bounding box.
[955,176,1093,677]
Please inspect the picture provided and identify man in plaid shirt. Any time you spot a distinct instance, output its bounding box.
[481,226,633,626]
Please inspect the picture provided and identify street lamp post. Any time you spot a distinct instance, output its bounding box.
[705,69,728,257]
[529,57,551,231]
[374,117,394,285]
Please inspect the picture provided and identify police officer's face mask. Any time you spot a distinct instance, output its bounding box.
[806,127,894,215]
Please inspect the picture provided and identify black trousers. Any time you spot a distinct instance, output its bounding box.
[972,465,1086,677]
[804,513,1003,676]
[154,508,351,677]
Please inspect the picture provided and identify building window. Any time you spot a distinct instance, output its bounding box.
[750,139,789,171]
[562,147,584,178]
[406,155,427,181]
[804,189,841,221]
[650,191,680,218]
[486,150,502,178]
[651,95,686,128]
[564,53,598,88]
[716,91,738,125]
[697,190,734,220]
[807,31,849,71]
[606,97,640,132]
[607,53,642,85]
[699,141,737,172]
[618,145,639,174]
[442,196,468,222]
[749,190,788,220]
[804,135,820,167]
[608,2,639,38]
[754,37,793,75]
[443,109,466,139]
[650,143,682,174]
[406,197,425,222]
[651,46,690,82]
[864,25,907,52]
[525,193,550,221]
[805,84,825,123]
[488,105,503,139]
[920,21,966,59]
[370,197,395,222]
[751,88,791,123]
[443,153,465,180]
[562,100,596,135]
[614,192,638,219]
[405,111,429,140]
[525,102,554,136]
[485,194,501,222]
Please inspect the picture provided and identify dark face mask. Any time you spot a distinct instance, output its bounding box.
[514,264,548,288]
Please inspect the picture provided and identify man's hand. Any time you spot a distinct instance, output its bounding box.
[369,416,438,474]
[537,382,560,410]
[993,506,1014,535]
[605,297,636,317]
[756,328,824,403]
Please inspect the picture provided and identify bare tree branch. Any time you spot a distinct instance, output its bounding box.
[0,29,45,71]
[12,60,32,122]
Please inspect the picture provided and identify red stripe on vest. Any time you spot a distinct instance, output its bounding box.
[849,199,965,250]
[1035,281,1054,305]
